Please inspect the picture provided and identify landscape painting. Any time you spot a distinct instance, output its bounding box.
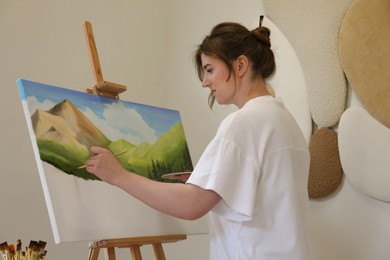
[17,79,207,243]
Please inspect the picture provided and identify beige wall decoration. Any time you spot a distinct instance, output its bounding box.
[263,0,353,128]
[339,0,390,129]
[264,0,390,202]
[338,0,390,202]
[263,0,354,198]
[308,128,343,199]
[338,107,390,202]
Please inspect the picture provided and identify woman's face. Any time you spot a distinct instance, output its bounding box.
[201,53,236,105]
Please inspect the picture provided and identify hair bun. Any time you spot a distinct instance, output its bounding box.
[251,27,271,48]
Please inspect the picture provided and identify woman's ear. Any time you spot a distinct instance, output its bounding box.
[236,55,249,77]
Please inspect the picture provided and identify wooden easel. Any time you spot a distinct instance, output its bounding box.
[83,21,187,259]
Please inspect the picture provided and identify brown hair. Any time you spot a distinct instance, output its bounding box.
[194,21,275,108]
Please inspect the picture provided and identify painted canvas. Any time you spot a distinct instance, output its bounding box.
[17,79,207,243]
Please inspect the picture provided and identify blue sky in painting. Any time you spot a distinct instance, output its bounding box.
[17,79,182,144]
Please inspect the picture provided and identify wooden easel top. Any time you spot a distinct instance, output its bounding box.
[84,20,127,99]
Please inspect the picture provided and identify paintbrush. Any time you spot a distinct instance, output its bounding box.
[0,242,7,260]
[77,150,127,169]
[36,241,46,258]
[8,244,15,260]
[16,240,22,260]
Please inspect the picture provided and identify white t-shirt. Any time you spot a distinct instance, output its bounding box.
[187,96,310,260]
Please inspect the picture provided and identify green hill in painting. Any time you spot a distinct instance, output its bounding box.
[109,122,193,181]
[31,99,193,181]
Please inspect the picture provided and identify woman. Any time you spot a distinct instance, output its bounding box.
[86,17,310,260]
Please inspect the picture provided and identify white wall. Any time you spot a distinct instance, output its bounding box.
[2,0,390,260]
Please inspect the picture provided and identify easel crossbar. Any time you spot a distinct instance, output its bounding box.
[88,234,187,260]
[91,234,187,248]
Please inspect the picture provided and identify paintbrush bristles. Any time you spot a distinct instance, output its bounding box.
[0,240,47,260]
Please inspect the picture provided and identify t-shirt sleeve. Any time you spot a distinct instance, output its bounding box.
[186,136,261,221]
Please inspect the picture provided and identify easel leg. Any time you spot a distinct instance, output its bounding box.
[130,245,142,260]
[104,247,116,260]
[88,248,100,260]
[152,243,166,260]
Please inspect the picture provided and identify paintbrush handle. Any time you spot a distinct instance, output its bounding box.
[77,150,127,169]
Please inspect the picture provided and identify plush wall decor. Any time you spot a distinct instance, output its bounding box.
[263,0,354,198]
[308,128,343,199]
[339,0,390,129]
[263,0,353,128]
[338,107,390,202]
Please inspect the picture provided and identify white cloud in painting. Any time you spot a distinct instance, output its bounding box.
[82,102,158,145]
[27,96,56,115]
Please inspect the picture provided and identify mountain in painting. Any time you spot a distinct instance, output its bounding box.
[31,99,111,180]
[32,99,110,147]
[31,99,193,181]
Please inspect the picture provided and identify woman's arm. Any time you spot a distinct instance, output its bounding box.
[86,146,221,220]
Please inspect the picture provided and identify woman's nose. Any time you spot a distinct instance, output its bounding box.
[201,76,210,88]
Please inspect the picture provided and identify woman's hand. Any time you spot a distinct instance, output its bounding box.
[85,147,220,220]
[86,146,127,185]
